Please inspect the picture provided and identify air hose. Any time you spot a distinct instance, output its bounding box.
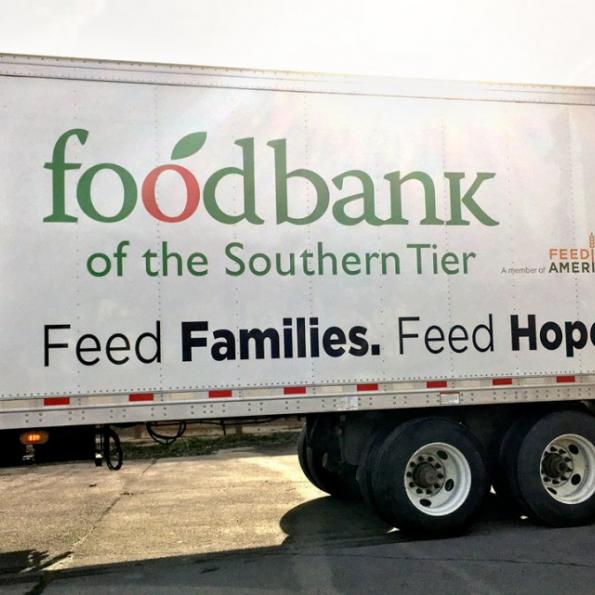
[146,421,187,445]
[103,427,123,470]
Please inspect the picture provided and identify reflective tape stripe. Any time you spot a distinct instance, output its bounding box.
[283,386,306,395]
[426,381,448,389]
[209,390,232,398]
[357,384,379,392]
[43,397,70,406]
[129,393,154,402]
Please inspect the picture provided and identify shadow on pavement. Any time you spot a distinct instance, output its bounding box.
[0,492,535,594]
[280,491,527,547]
[280,495,396,548]
[0,549,71,575]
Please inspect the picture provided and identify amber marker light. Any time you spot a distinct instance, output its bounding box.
[19,430,49,446]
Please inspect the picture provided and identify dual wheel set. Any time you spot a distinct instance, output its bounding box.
[297,408,595,534]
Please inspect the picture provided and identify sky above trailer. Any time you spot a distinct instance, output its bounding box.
[1,0,595,87]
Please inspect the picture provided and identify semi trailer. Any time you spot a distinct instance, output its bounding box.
[1,53,595,534]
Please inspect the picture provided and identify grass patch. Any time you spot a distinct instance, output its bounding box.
[123,430,300,460]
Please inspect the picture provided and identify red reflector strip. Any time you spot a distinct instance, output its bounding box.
[357,384,379,392]
[43,397,70,406]
[284,386,306,395]
[492,378,513,386]
[426,381,448,389]
[129,393,154,402]
[209,390,232,398]
[556,376,576,384]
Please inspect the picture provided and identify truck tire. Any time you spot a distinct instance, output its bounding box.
[297,425,324,491]
[370,417,489,534]
[493,415,537,512]
[505,410,595,526]
[297,424,359,499]
[357,425,394,519]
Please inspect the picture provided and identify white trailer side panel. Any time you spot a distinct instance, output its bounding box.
[1,55,595,400]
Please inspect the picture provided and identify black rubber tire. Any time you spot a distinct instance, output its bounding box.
[507,410,595,527]
[357,424,394,520]
[297,425,324,491]
[493,415,537,513]
[296,424,359,499]
[370,417,489,535]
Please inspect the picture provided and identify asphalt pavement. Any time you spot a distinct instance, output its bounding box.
[1,443,594,594]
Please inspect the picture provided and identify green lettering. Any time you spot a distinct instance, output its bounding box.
[77,163,137,223]
[332,170,382,225]
[203,138,263,224]
[383,171,443,225]
[445,172,498,226]
[267,139,329,225]
[225,241,245,276]
[43,128,88,223]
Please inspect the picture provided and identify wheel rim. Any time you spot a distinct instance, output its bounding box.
[539,433,595,504]
[404,442,472,516]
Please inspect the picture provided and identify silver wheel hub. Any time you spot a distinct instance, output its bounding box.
[404,442,472,516]
[540,434,595,504]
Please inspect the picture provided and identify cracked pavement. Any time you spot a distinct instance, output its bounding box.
[1,444,594,594]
